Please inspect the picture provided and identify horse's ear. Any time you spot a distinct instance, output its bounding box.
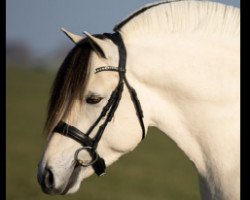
[83,31,109,58]
[61,27,83,44]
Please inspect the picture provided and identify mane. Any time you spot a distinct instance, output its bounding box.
[114,0,240,39]
[45,39,93,134]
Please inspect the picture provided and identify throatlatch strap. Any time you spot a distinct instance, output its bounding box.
[104,32,146,140]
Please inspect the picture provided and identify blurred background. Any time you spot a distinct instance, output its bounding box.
[6,0,240,200]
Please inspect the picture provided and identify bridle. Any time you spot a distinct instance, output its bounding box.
[53,32,145,176]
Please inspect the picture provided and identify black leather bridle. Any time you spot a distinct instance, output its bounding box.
[53,32,145,176]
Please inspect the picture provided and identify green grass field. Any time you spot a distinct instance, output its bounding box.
[7,68,200,200]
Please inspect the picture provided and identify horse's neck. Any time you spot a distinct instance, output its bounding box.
[125,34,240,199]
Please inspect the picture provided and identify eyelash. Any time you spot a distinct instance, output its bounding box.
[85,96,103,104]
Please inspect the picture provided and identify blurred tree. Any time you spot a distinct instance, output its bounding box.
[6,40,32,68]
[6,40,73,70]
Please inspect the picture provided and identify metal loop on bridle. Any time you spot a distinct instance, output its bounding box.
[74,147,99,167]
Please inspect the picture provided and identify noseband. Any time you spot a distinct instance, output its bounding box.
[53,32,145,176]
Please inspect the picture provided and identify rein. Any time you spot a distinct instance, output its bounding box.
[53,32,145,176]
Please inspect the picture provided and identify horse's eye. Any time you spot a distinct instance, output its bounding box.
[86,96,103,104]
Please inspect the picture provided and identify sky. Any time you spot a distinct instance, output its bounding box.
[6,0,240,58]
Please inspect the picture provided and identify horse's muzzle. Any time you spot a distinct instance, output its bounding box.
[37,164,63,195]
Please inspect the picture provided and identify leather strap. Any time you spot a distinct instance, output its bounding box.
[53,121,94,147]
[104,32,145,139]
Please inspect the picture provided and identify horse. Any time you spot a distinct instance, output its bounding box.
[37,0,240,199]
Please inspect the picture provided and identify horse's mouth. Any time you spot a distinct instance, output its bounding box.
[61,165,82,195]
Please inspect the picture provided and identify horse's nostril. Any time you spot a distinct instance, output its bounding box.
[43,167,54,189]
[38,165,64,195]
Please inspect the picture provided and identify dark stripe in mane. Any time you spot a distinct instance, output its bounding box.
[45,39,92,134]
[114,0,183,31]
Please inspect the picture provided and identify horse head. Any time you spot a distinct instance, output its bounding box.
[37,28,147,195]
